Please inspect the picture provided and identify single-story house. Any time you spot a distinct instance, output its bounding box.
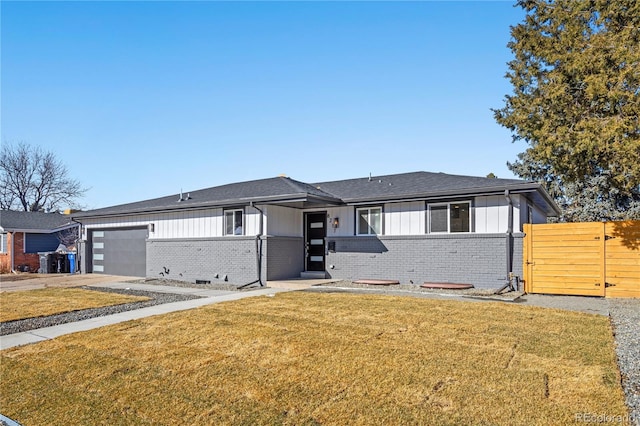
[0,211,79,273]
[73,171,559,289]
[73,172,559,288]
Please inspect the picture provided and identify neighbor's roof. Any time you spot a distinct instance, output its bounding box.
[73,172,560,218]
[0,210,75,233]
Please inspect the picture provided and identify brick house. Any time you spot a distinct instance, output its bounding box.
[73,171,559,289]
[0,211,78,273]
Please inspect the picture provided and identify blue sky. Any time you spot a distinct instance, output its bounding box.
[2,1,526,210]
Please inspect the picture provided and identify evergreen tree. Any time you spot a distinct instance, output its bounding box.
[494,0,640,221]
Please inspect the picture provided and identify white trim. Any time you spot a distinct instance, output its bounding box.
[0,223,77,234]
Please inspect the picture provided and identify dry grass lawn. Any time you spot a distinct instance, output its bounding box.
[0,292,630,425]
[0,288,149,322]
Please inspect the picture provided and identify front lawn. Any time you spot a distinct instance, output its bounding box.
[0,292,629,425]
[0,288,149,322]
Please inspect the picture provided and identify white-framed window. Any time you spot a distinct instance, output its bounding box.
[356,207,382,235]
[0,233,7,253]
[428,202,471,233]
[224,209,244,235]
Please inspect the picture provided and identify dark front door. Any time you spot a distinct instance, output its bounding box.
[305,212,326,272]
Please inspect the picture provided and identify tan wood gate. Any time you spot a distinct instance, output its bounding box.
[523,221,639,298]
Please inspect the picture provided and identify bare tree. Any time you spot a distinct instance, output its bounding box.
[57,226,80,249]
[0,142,87,211]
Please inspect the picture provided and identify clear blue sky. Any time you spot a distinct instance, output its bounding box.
[2,1,526,210]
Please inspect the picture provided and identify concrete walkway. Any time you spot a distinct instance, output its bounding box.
[0,282,300,350]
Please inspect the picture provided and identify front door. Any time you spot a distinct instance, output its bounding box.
[305,212,326,272]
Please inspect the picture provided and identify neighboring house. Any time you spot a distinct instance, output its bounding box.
[73,171,559,289]
[0,211,78,273]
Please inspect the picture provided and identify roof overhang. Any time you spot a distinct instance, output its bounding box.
[72,193,343,220]
[342,183,561,216]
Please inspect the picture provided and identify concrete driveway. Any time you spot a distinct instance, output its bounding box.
[0,273,139,292]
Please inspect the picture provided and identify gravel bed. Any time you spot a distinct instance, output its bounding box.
[0,286,202,336]
[131,278,250,292]
[316,280,523,300]
[609,298,640,426]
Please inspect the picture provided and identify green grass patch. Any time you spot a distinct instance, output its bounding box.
[0,292,630,425]
[0,288,149,322]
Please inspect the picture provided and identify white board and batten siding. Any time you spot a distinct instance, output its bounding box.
[385,201,425,235]
[264,205,303,237]
[81,194,531,240]
[81,207,262,240]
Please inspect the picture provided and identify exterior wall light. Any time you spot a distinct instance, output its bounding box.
[332,217,340,229]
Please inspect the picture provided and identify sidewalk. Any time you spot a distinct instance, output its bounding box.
[1,282,298,350]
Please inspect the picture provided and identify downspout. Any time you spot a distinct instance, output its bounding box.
[495,190,515,294]
[10,232,15,273]
[70,217,83,273]
[505,189,514,286]
[238,202,265,288]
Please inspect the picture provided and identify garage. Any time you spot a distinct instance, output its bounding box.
[91,228,147,277]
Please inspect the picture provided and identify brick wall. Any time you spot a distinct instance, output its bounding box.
[9,232,41,273]
[147,237,266,285]
[84,232,524,290]
[324,233,524,289]
[265,236,304,280]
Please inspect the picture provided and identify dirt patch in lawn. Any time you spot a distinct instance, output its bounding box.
[0,288,150,322]
[0,292,630,425]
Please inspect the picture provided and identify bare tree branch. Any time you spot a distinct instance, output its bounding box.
[0,142,87,211]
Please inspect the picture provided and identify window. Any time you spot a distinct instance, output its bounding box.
[0,233,7,253]
[224,209,243,235]
[428,202,471,233]
[356,207,382,235]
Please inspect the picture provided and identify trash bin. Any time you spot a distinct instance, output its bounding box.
[68,252,76,274]
[51,253,69,274]
[39,252,51,274]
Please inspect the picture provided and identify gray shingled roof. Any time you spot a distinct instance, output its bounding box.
[73,176,342,218]
[313,171,534,203]
[74,171,559,218]
[0,211,74,232]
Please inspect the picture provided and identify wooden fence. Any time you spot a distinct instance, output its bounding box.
[523,221,639,298]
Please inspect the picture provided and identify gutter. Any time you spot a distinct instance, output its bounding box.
[72,194,342,220]
[341,183,548,205]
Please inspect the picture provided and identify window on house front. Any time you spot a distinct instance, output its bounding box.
[224,209,244,235]
[428,202,471,233]
[0,233,7,253]
[356,207,382,235]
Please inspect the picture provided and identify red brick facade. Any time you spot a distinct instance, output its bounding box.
[0,232,41,273]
